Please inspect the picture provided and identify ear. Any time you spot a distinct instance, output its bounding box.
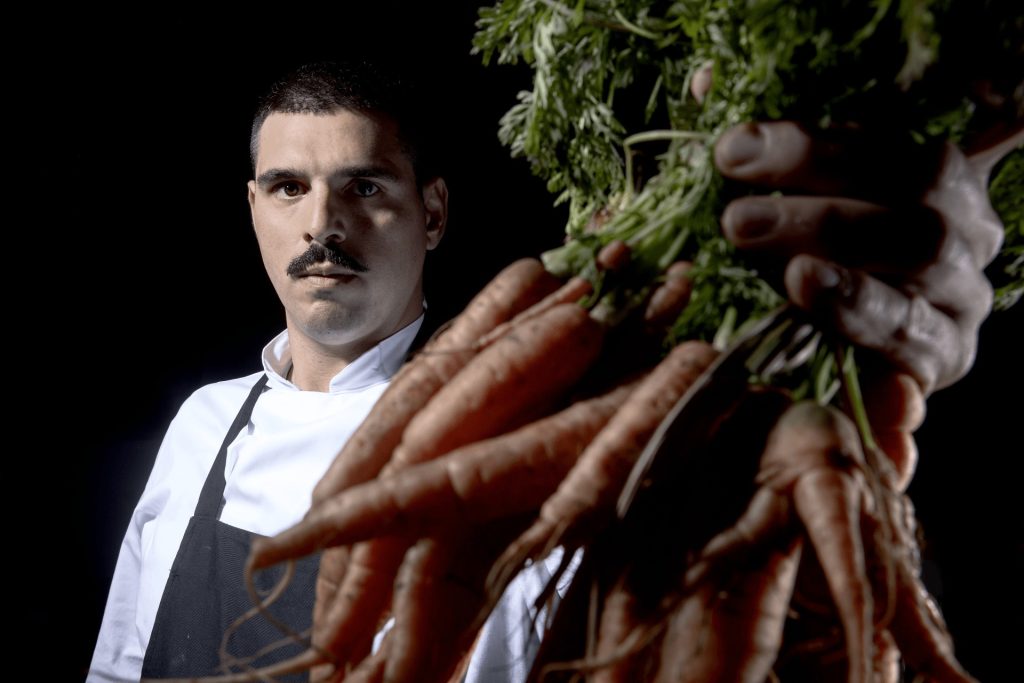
[421,177,448,251]
[247,180,258,225]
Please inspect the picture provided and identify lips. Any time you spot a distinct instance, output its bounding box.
[299,267,359,278]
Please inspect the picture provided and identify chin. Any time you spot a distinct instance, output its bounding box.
[294,308,372,346]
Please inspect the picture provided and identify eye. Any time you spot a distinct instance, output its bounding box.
[273,181,305,198]
[352,180,381,197]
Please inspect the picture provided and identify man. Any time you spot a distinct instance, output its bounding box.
[89,59,447,681]
[89,57,1010,682]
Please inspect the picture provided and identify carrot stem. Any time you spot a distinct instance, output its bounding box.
[836,344,879,453]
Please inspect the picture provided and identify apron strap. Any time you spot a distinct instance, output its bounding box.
[194,374,269,519]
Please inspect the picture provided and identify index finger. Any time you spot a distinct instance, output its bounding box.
[715,121,942,204]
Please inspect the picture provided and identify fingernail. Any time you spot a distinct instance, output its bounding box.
[716,123,763,169]
[814,262,854,299]
[724,199,777,240]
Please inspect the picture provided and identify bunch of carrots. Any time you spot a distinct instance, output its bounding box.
[157,1,1021,681]
[154,249,974,683]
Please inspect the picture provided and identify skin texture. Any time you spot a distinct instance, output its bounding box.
[712,117,1019,491]
[715,121,1005,395]
[247,110,447,392]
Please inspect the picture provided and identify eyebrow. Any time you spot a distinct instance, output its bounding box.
[255,166,400,189]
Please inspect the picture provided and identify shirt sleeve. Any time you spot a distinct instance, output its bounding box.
[87,506,148,682]
[86,391,209,683]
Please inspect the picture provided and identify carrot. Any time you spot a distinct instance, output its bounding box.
[488,340,718,602]
[586,570,648,683]
[308,256,560,507]
[885,530,978,683]
[541,398,873,683]
[523,524,802,683]
[303,382,632,673]
[309,547,350,681]
[320,303,603,668]
[313,537,408,671]
[368,301,604,480]
[643,261,693,331]
[473,275,593,350]
[758,401,874,683]
[597,239,631,271]
[381,535,481,683]
[251,301,605,568]
[344,529,511,683]
[236,259,560,678]
[246,301,607,676]
[254,381,636,560]
[651,538,803,683]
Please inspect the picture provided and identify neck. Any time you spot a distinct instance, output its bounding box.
[285,332,375,393]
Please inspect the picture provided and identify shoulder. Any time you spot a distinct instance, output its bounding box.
[167,370,267,434]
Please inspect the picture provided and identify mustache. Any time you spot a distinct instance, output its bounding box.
[286,241,369,277]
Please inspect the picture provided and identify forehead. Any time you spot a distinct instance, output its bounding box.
[254,110,411,177]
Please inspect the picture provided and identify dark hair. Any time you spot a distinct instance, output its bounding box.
[249,59,436,184]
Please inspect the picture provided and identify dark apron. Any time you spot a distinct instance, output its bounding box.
[142,375,320,681]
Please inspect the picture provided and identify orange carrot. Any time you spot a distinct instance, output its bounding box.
[597,240,631,271]
[255,381,635,561]
[294,383,632,673]
[250,300,605,571]
[248,301,607,675]
[319,303,601,665]
[386,301,606,471]
[309,257,560,506]
[523,528,802,683]
[238,259,560,679]
[643,261,693,331]
[342,532,500,683]
[473,275,593,350]
[886,548,978,683]
[382,535,479,683]
[649,538,803,683]
[489,341,718,599]
[771,403,873,683]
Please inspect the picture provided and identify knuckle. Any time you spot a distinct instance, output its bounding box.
[942,332,977,390]
[926,143,1005,267]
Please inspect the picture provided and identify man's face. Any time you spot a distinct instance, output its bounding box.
[248,110,446,356]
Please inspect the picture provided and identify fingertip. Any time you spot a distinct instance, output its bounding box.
[783,255,850,312]
[689,61,714,103]
[715,122,764,173]
[721,197,779,243]
[862,371,926,432]
[892,373,926,431]
[874,430,918,492]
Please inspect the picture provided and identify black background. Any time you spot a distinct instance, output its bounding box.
[18,4,1020,680]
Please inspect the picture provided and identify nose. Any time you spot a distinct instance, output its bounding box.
[304,184,347,246]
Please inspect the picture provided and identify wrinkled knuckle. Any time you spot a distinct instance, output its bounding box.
[928,148,1005,267]
[948,268,994,329]
[977,213,1005,265]
[943,333,977,390]
[971,276,995,323]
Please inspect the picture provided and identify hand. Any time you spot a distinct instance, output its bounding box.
[714,120,1013,395]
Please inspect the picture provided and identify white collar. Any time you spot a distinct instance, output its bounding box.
[260,315,424,394]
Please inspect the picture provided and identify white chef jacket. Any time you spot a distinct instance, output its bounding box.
[89,317,573,683]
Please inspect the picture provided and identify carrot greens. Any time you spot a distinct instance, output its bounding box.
[473,0,1022,346]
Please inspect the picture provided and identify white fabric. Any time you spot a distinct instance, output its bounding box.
[88,317,572,683]
[462,548,580,683]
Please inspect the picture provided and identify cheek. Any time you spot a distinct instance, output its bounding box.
[253,223,293,282]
